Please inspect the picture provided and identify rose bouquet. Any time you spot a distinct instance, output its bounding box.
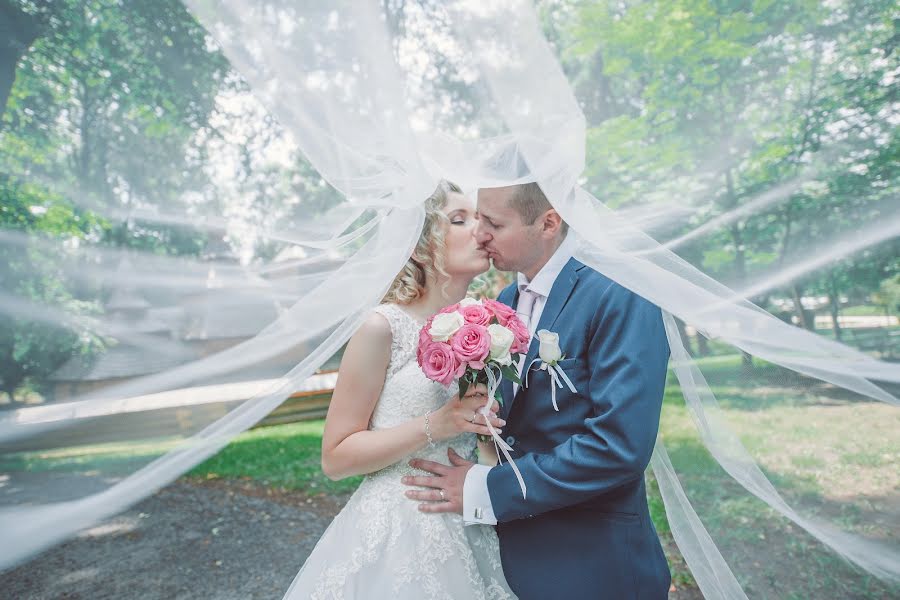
[416,298,531,397]
[416,298,530,495]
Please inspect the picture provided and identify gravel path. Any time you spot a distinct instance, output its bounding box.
[3,478,701,599]
[2,479,347,600]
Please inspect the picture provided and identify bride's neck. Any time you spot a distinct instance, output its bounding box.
[405,275,471,320]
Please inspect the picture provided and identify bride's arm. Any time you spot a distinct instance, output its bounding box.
[320,313,503,481]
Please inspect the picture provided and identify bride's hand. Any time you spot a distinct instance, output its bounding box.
[429,384,504,441]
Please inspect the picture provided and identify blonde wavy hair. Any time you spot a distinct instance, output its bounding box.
[382,180,462,305]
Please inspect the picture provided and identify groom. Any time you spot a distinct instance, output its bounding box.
[404,183,671,599]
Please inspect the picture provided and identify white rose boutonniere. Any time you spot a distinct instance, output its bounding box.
[537,330,562,364]
[525,329,577,411]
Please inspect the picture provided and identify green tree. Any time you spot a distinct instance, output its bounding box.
[564,0,897,346]
[0,175,104,404]
[0,1,231,401]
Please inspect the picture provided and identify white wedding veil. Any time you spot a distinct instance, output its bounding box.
[1,1,897,597]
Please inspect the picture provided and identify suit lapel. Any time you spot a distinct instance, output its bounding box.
[508,258,582,414]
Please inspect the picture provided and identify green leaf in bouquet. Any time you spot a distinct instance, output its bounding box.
[458,377,469,400]
[500,365,521,383]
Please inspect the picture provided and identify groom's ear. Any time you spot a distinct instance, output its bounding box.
[539,209,564,238]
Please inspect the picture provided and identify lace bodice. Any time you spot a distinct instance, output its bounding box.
[368,304,475,469]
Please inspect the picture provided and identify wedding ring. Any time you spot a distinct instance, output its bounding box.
[471,411,478,424]
[439,489,446,501]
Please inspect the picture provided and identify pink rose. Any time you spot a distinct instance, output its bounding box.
[417,319,434,365]
[483,299,517,326]
[419,340,461,386]
[450,323,491,370]
[459,304,492,327]
[506,314,531,354]
[438,303,461,314]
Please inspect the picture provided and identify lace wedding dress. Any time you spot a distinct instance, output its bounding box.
[282,303,516,600]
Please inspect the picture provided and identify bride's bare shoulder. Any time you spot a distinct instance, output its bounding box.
[347,309,393,353]
[361,309,393,337]
[336,311,393,384]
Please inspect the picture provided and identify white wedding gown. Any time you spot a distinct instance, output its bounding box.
[283,303,516,599]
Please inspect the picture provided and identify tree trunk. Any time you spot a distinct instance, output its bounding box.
[724,167,753,373]
[696,333,710,357]
[791,284,811,330]
[0,2,43,123]
[1,381,20,405]
[724,169,747,282]
[828,273,843,342]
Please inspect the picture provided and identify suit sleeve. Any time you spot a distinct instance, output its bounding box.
[486,283,670,522]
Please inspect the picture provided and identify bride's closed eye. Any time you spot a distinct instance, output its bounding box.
[448,210,469,225]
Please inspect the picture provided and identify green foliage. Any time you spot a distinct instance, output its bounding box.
[1,0,230,253]
[0,1,231,401]
[0,175,106,401]
[558,0,897,318]
[873,275,900,316]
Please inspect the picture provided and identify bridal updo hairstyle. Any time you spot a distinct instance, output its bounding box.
[382,180,462,305]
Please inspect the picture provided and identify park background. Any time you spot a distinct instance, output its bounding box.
[1,1,897,598]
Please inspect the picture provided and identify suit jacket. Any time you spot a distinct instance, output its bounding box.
[489,257,671,600]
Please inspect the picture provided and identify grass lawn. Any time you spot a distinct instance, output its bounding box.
[187,420,362,496]
[653,356,899,598]
[841,305,894,317]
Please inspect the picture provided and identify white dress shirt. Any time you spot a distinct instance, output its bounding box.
[463,233,577,525]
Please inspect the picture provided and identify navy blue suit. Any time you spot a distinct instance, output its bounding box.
[489,258,671,600]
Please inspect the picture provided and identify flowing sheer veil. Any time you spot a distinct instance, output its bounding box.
[1,1,897,597]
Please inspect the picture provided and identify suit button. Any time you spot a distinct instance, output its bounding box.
[506,436,516,446]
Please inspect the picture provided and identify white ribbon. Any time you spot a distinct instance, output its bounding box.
[523,358,578,411]
[481,364,527,499]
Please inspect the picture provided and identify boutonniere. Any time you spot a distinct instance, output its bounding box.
[524,330,578,411]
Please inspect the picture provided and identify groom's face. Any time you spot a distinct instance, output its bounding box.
[474,186,544,274]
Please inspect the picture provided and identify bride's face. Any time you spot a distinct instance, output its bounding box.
[441,192,490,277]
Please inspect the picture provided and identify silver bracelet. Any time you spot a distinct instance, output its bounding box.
[423,411,436,447]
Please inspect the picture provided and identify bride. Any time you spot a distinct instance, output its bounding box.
[282,181,517,599]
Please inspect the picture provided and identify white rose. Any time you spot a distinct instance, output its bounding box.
[429,311,464,342]
[459,297,482,307]
[537,329,562,364]
[487,324,515,366]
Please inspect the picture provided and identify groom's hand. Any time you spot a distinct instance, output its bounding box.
[402,448,474,515]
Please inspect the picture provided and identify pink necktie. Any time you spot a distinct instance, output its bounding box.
[516,288,539,336]
[513,288,539,395]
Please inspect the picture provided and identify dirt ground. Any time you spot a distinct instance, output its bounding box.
[2,478,701,599]
[2,479,344,600]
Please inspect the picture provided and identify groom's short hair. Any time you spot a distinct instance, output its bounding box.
[510,183,569,235]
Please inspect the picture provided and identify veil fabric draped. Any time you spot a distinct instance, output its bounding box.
[1,1,897,597]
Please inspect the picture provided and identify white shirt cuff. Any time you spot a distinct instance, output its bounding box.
[462,464,497,525]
